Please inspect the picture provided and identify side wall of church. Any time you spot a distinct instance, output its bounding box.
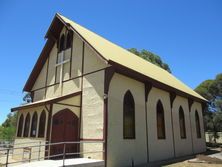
[107,73,206,167]
[190,102,206,153]
[172,96,193,157]
[107,73,147,167]
[147,87,174,161]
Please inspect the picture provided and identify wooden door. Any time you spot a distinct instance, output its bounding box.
[50,109,79,159]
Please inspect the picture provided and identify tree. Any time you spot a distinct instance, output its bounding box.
[195,73,222,143]
[0,113,17,141]
[23,92,32,103]
[128,48,171,73]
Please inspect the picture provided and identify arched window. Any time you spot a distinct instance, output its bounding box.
[23,113,30,137]
[59,34,65,52]
[195,110,201,138]
[179,106,186,139]
[123,90,135,139]
[30,112,38,137]
[17,114,24,137]
[66,31,73,49]
[38,110,46,138]
[157,100,165,139]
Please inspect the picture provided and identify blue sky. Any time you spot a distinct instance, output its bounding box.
[0,0,221,124]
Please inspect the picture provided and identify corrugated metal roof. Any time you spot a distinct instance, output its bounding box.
[57,14,206,101]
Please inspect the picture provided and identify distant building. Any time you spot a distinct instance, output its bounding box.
[11,13,206,166]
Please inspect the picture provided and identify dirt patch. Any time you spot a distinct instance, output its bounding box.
[195,154,222,164]
[166,161,222,167]
[165,154,222,167]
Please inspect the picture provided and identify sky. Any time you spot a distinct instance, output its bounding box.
[0,0,221,124]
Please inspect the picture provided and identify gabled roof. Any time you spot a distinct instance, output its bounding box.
[24,13,206,102]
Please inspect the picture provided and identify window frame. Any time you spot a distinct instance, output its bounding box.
[38,110,46,138]
[17,114,24,137]
[179,106,186,139]
[65,31,73,49]
[23,113,30,137]
[123,90,136,139]
[30,112,38,137]
[58,34,65,53]
[195,110,201,138]
[156,100,166,139]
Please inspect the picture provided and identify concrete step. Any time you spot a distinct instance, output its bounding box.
[13,158,104,167]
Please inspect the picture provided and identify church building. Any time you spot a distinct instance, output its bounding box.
[12,13,207,167]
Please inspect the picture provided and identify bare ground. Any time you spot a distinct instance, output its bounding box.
[164,148,222,167]
[165,161,222,167]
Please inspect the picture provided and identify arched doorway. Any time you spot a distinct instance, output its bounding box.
[50,109,79,159]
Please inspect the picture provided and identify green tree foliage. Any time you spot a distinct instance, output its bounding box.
[195,73,222,143]
[23,92,32,103]
[0,113,17,141]
[128,48,171,73]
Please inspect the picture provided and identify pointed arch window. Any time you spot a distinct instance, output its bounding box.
[179,106,186,139]
[66,31,73,49]
[23,113,30,137]
[195,110,201,138]
[30,112,38,137]
[157,100,166,139]
[123,90,135,139]
[17,114,24,137]
[38,110,46,138]
[58,34,65,52]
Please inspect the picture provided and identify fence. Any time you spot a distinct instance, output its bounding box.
[205,132,222,144]
[0,140,14,149]
[0,140,105,167]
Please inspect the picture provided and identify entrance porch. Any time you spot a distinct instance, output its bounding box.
[10,91,104,163]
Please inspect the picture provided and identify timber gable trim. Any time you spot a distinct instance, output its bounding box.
[31,67,109,94]
[44,58,50,98]
[23,39,55,92]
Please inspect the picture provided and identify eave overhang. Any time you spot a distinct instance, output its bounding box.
[108,60,208,104]
[11,91,81,112]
